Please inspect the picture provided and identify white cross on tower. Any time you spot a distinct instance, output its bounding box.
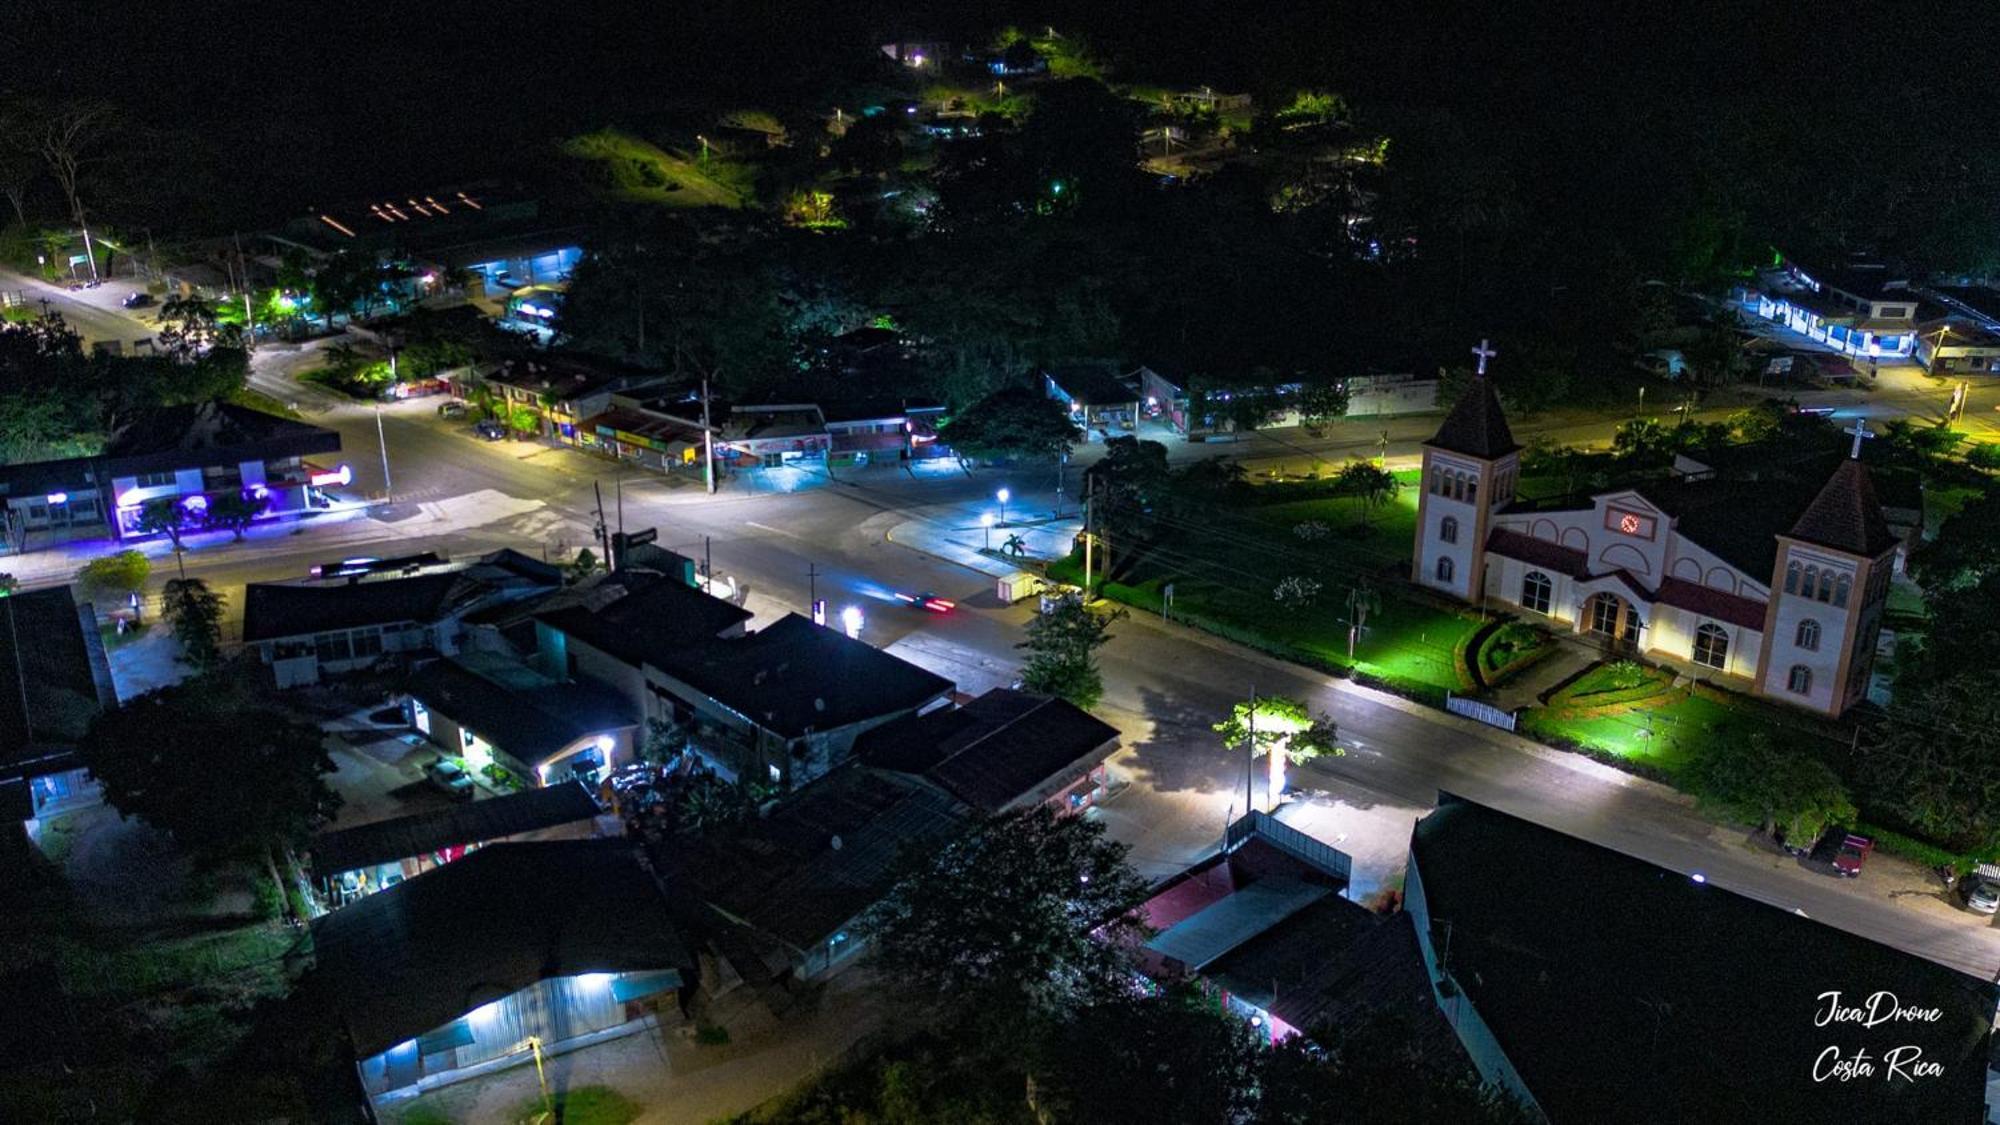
[1471,338,1499,376]
[1844,418,1875,460]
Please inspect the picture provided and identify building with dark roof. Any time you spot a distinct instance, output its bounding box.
[479,355,669,448]
[266,184,585,298]
[1747,252,1921,360]
[1042,364,1141,441]
[855,688,1118,814]
[1406,793,1997,1123]
[0,586,117,829]
[0,401,342,554]
[407,651,638,787]
[308,780,604,907]
[245,551,563,687]
[312,840,690,1101]
[655,765,965,980]
[1414,378,1899,716]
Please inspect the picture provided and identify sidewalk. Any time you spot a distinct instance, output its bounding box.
[885,510,1082,579]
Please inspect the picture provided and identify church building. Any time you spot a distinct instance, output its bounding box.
[1411,362,1897,718]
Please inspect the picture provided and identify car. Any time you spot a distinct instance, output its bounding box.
[473,419,507,441]
[437,400,467,418]
[893,590,956,613]
[1961,878,2000,915]
[121,292,154,309]
[1809,828,1873,877]
[423,758,476,800]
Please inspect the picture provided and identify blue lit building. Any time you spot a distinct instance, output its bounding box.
[1747,253,1920,359]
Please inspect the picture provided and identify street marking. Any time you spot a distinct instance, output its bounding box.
[744,520,803,541]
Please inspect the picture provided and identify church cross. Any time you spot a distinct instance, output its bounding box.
[1844,418,1875,460]
[1471,338,1499,376]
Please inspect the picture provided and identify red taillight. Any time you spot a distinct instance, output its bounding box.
[925,598,955,612]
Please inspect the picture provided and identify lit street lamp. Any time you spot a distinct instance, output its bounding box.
[996,487,1010,526]
[981,511,995,550]
[840,605,864,639]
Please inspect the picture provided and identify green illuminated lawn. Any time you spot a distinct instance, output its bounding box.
[1053,471,1474,699]
[1521,669,1840,780]
[564,129,750,209]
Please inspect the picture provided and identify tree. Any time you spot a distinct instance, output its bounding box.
[160,577,223,667]
[1334,460,1399,528]
[1086,435,1171,544]
[1031,990,1264,1125]
[1018,593,1123,710]
[1214,695,1342,807]
[75,548,150,603]
[27,99,116,283]
[81,675,339,879]
[569,547,599,582]
[1858,672,2000,852]
[1685,734,1854,843]
[1910,485,2000,592]
[202,489,265,541]
[938,386,1081,463]
[862,806,1151,1033]
[156,295,239,358]
[1297,380,1350,436]
[135,497,189,557]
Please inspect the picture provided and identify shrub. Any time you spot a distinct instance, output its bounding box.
[1970,443,2000,470]
[695,1022,731,1046]
[1603,660,1650,691]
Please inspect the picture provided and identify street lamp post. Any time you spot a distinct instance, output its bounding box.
[375,404,393,502]
[996,488,1010,526]
[981,512,995,551]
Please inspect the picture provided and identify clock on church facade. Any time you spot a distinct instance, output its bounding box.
[1604,507,1657,539]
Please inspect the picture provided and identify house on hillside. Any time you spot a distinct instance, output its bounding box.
[1406,792,1998,1121]
[308,780,605,909]
[313,840,692,1106]
[243,550,562,687]
[406,651,638,788]
[656,764,965,981]
[855,688,1118,814]
[0,586,117,842]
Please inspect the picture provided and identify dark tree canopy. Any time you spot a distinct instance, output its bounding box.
[81,676,340,868]
[939,386,1081,463]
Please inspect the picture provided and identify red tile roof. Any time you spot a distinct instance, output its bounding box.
[1787,460,1898,559]
[1655,576,1768,631]
[1486,528,1589,578]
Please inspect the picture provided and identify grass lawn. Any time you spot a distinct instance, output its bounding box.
[1521,661,1846,779]
[98,619,151,650]
[565,129,751,209]
[1054,471,1478,699]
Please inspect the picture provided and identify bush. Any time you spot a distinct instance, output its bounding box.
[1603,660,1649,690]
[695,1022,731,1046]
[1970,443,2000,470]
[252,875,284,921]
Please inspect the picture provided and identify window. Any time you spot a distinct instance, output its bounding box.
[1589,595,1622,637]
[1466,476,1477,505]
[1431,469,1446,496]
[1785,561,1801,594]
[1435,556,1455,583]
[1788,665,1812,694]
[1795,619,1821,651]
[1693,623,1729,670]
[1439,516,1459,545]
[313,632,352,663]
[1833,575,1850,608]
[1521,571,1552,614]
[350,628,384,659]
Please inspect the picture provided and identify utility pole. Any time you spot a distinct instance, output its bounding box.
[1244,687,1258,818]
[234,232,255,350]
[374,404,392,501]
[703,534,713,593]
[807,562,819,609]
[1082,473,1095,592]
[592,481,611,567]
[701,377,716,495]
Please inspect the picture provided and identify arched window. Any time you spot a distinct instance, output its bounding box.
[1452,471,1466,501]
[1431,469,1446,496]
[1833,575,1850,608]
[1521,571,1552,614]
[1785,561,1801,594]
[1467,475,1478,505]
[1787,665,1812,694]
[1436,556,1455,583]
[1693,623,1729,670]
[1803,566,1821,602]
[1439,516,1459,545]
[1795,619,1821,651]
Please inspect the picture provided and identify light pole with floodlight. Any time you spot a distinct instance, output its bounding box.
[981,512,994,550]
[996,487,1010,526]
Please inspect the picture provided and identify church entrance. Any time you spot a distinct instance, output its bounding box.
[1585,592,1642,653]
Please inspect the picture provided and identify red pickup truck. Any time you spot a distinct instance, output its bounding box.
[1810,830,1874,877]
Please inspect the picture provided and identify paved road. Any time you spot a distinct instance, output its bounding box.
[67,343,2000,982]
[0,266,160,351]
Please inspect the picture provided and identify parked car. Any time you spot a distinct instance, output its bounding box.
[473,418,507,441]
[424,758,476,800]
[121,292,154,309]
[1808,828,1873,877]
[437,400,467,418]
[1961,878,2000,915]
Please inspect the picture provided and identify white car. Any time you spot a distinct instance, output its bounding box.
[423,758,475,800]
